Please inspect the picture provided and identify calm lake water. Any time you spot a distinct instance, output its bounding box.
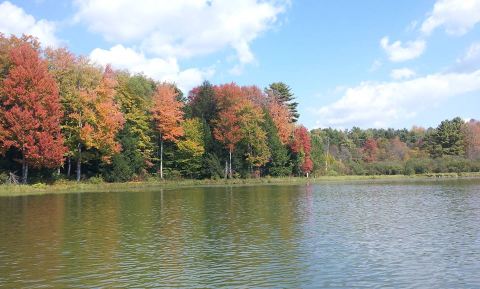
[1,179,480,288]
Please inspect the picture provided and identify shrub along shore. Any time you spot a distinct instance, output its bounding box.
[1,173,479,197]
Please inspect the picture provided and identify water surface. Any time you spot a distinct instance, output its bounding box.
[1,179,480,288]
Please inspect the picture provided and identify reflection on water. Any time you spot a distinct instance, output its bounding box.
[1,180,480,288]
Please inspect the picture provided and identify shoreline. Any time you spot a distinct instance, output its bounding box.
[1,172,480,197]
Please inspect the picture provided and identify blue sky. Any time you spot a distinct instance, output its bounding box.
[1,0,479,129]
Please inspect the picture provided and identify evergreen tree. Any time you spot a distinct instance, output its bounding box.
[188,81,217,124]
[310,133,326,175]
[102,126,145,182]
[429,117,465,158]
[115,72,156,170]
[265,82,299,122]
[263,110,291,176]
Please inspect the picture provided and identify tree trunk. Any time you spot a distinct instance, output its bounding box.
[248,143,253,177]
[160,139,164,179]
[229,149,232,179]
[67,157,71,177]
[22,156,28,184]
[76,144,82,182]
[224,160,228,179]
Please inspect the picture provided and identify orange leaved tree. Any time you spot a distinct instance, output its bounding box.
[213,83,244,178]
[290,126,313,177]
[74,65,124,181]
[268,98,293,145]
[151,83,184,179]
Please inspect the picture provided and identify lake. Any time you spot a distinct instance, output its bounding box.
[1,179,480,288]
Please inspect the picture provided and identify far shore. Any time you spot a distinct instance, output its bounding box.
[1,172,479,197]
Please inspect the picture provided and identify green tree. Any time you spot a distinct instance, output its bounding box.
[310,132,326,175]
[263,110,291,176]
[188,81,217,124]
[429,117,465,158]
[265,82,299,122]
[176,118,205,178]
[115,72,156,171]
[101,128,145,182]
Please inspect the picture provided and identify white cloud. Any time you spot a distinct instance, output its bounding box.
[421,0,480,36]
[380,37,426,62]
[74,0,287,66]
[369,59,382,72]
[390,68,416,80]
[89,45,214,93]
[406,20,419,32]
[315,69,480,128]
[462,42,480,61]
[0,1,59,47]
[453,42,480,72]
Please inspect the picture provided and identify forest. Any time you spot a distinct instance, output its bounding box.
[0,34,479,184]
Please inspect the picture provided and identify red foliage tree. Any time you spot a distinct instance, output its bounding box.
[213,84,245,178]
[268,98,293,144]
[241,85,266,107]
[0,44,66,183]
[301,157,314,175]
[291,126,313,176]
[362,138,379,163]
[387,136,409,161]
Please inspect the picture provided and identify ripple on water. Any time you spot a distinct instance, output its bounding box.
[0,180,480,288]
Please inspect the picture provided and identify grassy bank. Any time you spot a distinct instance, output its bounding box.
[1,172,480,197]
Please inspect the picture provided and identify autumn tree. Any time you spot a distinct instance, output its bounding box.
[213,83,244,178]
[0,34,41,81]
[362,138,379,163]
[176,118,205,178]
[268,97,293,144]
[151,83,184,179]
[463,119,480,160]
[45,47,103,178]
[237,99,270,176]
[0,44,65,183]
[213,106,242,178]
[386,137,410,161]
[290,126,313,176]
[73,65,124,181]
[242,85,266,107]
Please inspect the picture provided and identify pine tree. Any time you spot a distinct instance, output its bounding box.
[429,117,465,158]
[263,110,291,176]
[265,82,299,122]
[188,81,217,124]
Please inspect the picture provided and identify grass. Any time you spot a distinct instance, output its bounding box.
[1,172,480,197]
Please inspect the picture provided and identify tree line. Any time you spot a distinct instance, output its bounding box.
[310,117,480,176]
[0,34,479,184]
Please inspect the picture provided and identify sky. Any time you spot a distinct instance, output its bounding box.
[0,0,479,130]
